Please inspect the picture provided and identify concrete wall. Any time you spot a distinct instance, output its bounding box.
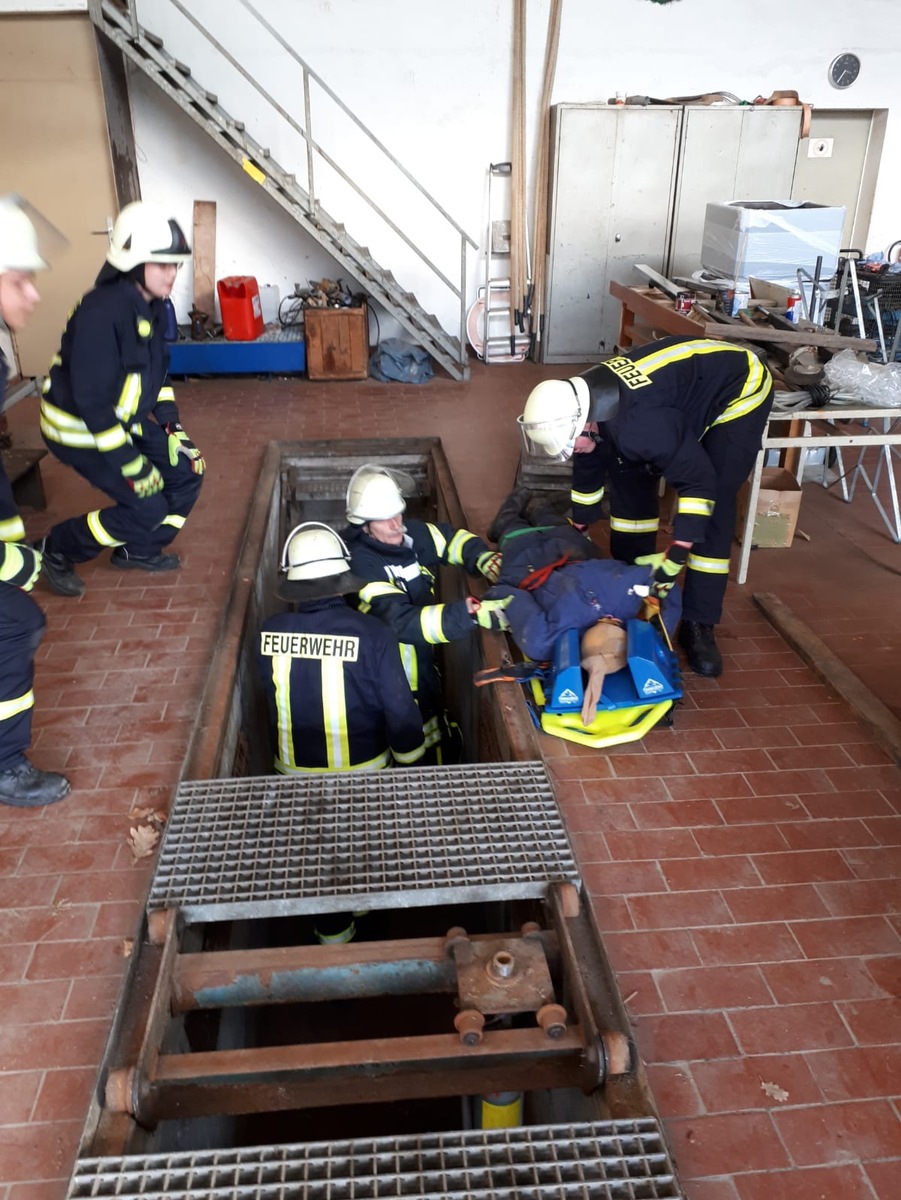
[5,0,900,340]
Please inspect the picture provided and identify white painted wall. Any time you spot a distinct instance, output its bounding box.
[6,0,901,340]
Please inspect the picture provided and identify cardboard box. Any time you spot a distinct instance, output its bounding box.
[736,467,802,548]
[702,200,845,285]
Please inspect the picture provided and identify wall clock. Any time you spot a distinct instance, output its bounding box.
[828,52,861,89]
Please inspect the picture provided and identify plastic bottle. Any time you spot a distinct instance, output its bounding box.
[731,283,750,317]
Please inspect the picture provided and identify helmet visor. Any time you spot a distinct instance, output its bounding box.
[517,411,582,462]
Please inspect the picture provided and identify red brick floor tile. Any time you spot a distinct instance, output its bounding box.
[724,883,830,924]
[805,1044,901,1101]
[842,846,901,879]
[752,849,856,885]
[580,859,667,896]
[862,813,901,845]
[728,1001,854,1056]
[714,725,800,750]
[777,818,878,851]
[655,964,774,1012]
[865,1158,901,1200]
[644,1062,703,1118]
[665,1111,788,1176]
[816,877,901,917]
[789,915,900,960]
[689,1053,823,1112]
[744,769,838,797]
[635,1011,740,1063]
[801,789,898,820]
[607,751,698,778]
[692,824,789,856]
[665,773,755,802]
[616,969,664,1016]
[627,890,733,931]
[661,856,760,891]
[603,928,701,973]
[26,937,128,982]
[773,1098,900,1167]
[0,1072,41,1124]
[0,1018,110,1071]
[716,793,808,825]
[682,1179,741,1200]
[734,1164,876,1200]
[838,996,901,1046]
[690,922,802,966]
[0,981,70,1026]
[0,1121,83,1185]
[566,829,611,864]
[764,957,890,1005]
[766,744,857,771]
[629,799,722,829]
[605,828,701,860]
[582,775,672,804]
[864,955,900,995]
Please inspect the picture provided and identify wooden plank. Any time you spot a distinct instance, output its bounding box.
[753,592,901,765]
[192,200,217,318]
[703,322,876,352]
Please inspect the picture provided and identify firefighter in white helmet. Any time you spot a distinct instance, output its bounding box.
[342,464,510,762]
[33,201,204,597]
[518,336,773,678]
[0,196,70,806]
[258,522,426,774]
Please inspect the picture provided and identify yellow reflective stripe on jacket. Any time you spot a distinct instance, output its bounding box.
[272,654,297,771]
[40,398,131,452]
[393,739,426,765]
[0,688,34,722]
[275,750,390,774]
[157,385,176,404]
[400,642,418,693]
[94,424,129,452]
[610,516,659,534]
[115,372,142,423]
[161,515,186,530]
[572,486,604,506]
[320,656,351,768]
[711,351,771,426]
[358,580,403,611]
[687,553,730,575]
[446,528,476,565]
[419,604,448,644]
[86,510,124,548]
[121,454,146,478]
[422,713,441,749]
[677,497,715,517]
[631,338,733,375]
[0,515,26,541]
[426,523,448,558]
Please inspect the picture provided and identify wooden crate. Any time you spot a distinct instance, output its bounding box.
[304,303,369,380]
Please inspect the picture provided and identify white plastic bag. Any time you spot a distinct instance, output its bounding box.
[824,349,901,407]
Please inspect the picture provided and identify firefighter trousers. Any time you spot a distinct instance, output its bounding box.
[604,398,772,625]
[44,422,203,562]
[0,583,45,771]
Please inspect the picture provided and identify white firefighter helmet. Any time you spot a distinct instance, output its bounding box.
[517,376,592,461]
[106,201,191,273]
[345,464,407,525]
[277,522,364,601]
[0,195,48,273]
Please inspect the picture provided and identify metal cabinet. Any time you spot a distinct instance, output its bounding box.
[542,104,802,363]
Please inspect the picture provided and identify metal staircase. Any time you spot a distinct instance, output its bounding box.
[88,0,475,380]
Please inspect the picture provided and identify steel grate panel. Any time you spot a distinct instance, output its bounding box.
[148,762,580,921]
[68,1120,681,1199]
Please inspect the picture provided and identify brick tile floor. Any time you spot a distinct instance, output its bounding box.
[0,359,898,1198]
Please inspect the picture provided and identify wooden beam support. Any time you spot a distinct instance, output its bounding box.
[192,200,217,318]
[753,592,901,765]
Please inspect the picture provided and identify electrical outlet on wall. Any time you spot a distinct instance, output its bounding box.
[808,137,834,159]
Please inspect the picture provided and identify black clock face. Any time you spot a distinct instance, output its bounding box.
[829,52,860,88]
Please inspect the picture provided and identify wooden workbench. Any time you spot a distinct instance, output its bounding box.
[610,281,704,347]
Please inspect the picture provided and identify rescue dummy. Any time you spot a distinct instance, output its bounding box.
[579,621,628,726]
[35,201,204,597]
[342,463,510,763]
[0,196,70,807]
[518,336,773,678]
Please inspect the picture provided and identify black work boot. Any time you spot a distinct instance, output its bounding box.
[678,621,723,678]
[31,538,85,598]
[0,761,70,808]
[110,548,180,572]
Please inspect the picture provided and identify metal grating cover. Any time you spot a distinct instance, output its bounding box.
[68,1120,680,1199]
[148,762,579,921]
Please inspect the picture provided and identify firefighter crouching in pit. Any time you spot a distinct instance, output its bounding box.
[33,201,204,598]
[258,522,427,775]
[341,464,511,763]
[259,522,427,945]
[518,336,773,678]
[0,197,69,806]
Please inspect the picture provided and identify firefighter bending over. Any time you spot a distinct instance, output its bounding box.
[342,464,510,763]
[518,336,773,678]
[34,201,204,597]
[0,197,69,806]
[258,522,426,774]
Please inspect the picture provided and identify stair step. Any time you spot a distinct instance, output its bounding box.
[174,60,191,77]
[145,31,163,50]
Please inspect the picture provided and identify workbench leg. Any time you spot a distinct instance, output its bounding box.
[737,450,766,586]
[617,304,634,350]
